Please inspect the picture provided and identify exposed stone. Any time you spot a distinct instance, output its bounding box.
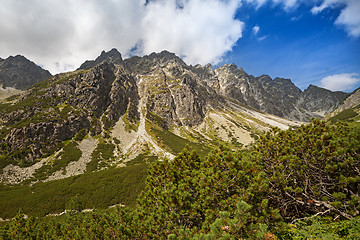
[0,55,51,90]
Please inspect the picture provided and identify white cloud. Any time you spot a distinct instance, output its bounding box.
[245,0,299,10]
[320,73,360,91]
[0,0,145,73]
[257,35,269,41]
[252,25,260,35]
[141,0,244,65]
[311,0,340,14]
[311,0,360,37]
[245,0,268,9]
[252,24,268,41]
[272,0,299,10]
[0,0,244,74]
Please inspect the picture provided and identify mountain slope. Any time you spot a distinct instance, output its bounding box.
[0,50,302,184]
[297,84,349,116]
[325,88,360,125]
[0,55,52,90]
[1,49,352,185]
[214,64,349,121]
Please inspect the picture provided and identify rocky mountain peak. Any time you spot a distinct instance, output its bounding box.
[217,63,244,72]
[100,48,122,59]
[0,54,52,90]
[78,48,123,70]
[257,75,272,82]
[147,50,187,67]
[124,50,188,76]
[296,84,350,117]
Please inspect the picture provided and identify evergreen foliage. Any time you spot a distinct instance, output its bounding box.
[135,146,283,238]
[254,119,360,221]
[1,120,359,239]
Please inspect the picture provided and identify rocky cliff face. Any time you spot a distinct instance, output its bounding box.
[339,88,360,110]
[212,64,349,121]
[0,55,52,90]
[124,50,219,128]
[0,62,138,163]
[1,49,352,183]
[215,64,304,118]
[296,85,349,115]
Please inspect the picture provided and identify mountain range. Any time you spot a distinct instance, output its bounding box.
[0,49,357,184]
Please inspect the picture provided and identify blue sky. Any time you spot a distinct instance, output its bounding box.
[226,1,360,91]
[0,0,359,92]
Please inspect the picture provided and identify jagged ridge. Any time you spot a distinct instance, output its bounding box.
[0,49,355,184]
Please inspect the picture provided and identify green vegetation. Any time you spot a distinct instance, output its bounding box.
[101,115,114,130]
[0,164,148,218]
[0,120,359,239]
[86,138,115,172]
[328,108,359,124]
[254,119,360,222]
[126,153,158,166]
[146,119,210,158]
[122,114,139,132]
[34,141,82,180]
[74,129,88,142]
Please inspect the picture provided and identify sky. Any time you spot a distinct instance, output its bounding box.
[0,0,359,92]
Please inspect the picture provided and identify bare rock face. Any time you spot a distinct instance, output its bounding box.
[296,84,349,116]
[124,50,218,128]
[0,61,138,163]
[215,64,303,118]
[0,55,52,90]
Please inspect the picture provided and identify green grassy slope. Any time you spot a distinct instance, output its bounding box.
[0,164,148,219]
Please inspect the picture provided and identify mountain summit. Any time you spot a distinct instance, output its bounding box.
[78,48,123,70]
[0,55,51,90]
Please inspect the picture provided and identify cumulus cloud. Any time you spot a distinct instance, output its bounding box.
[141,0,244,65]
[311,0,360,37]
[0,0,244,74]
[320,73,360,91]
[272,0,299,10]
[0,0,145,73]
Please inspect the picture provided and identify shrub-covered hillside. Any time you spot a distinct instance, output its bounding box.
[1,120,359,239]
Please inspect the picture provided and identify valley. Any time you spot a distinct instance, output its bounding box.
[0,49,359,239]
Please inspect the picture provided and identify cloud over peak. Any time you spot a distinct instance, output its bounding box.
[0,0,244,74]
[142,0,244,65]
